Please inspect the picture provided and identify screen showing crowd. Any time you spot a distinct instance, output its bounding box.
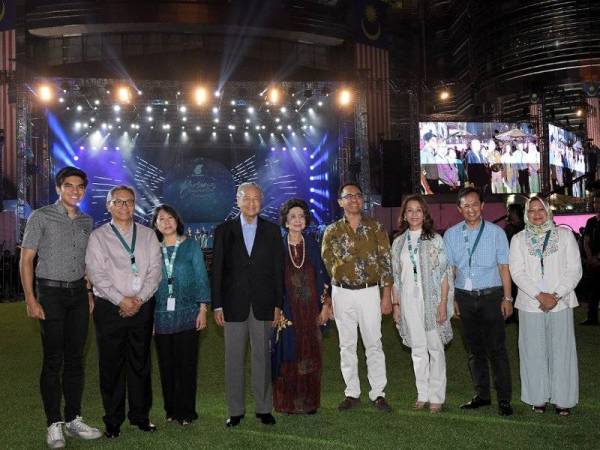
[419,122,539,195]
[548,123,586,197]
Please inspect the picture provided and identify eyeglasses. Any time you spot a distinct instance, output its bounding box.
[111,199,135,208]
[341,193,363,200]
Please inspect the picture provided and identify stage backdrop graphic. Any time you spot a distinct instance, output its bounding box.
[49,127,338,246]
[418,122,539,195]
[548,123,587,197]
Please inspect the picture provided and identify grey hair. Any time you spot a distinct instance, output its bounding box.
[236,182,263,199]
[106,185,136,205]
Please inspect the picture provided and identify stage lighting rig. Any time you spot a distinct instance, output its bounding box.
[337,89,353,107]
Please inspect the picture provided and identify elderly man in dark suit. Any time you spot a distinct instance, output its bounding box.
[212,182,284,427]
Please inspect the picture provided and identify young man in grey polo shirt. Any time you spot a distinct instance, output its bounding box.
[20,166,102,448]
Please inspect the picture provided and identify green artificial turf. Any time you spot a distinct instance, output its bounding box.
[0,302,598,449]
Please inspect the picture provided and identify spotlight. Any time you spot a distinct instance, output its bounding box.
[59,97,65,103]
[94,99,100,105]
[195,126,201,131]
[182,117,187,122]
[261,125,266,129]
[576,108,583,117]
[282,147,287,151]
[317,101,323,107]
[230,100,236,106]
[287,125,292,130]
[281,107,287,113]
[117,86,132,103]
[113,105,121,112]
[146,106,152,113]
[275,117,280,123]
[296,100,301,106]
[244,131,249,137]
[214,90,221,97]
[255,125,260,130]
[439,90,450,100]
[212,107,219,114]
[308,108,314,113]
[180,105,187,113]
[214,118,220,123]
[73,156,79,161]
[248,106,255,114]
[116,117,121,122]
[194,87,208,106]
[38,84,54,103]
[338,89,352,106]
[76,105,83,112]
[268,87,280,104]
[79,146,84,150]
[301,117,306,122]
[271,147,276,151]
[303,147,307,151]
[147,116,153,122]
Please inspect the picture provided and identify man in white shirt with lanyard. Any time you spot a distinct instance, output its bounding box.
[86,185,162,438]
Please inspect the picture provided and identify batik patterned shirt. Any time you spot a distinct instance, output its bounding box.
[321,215,393,287]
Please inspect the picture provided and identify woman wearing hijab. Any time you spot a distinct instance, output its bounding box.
[391,195,453,413]
[509,195,582,416]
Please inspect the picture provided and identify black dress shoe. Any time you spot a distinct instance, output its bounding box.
[498,401,513,416]
[104,424,120,439]
[225,415,244,427]
[134,422,157,432]
[256,413,276,425]
[460,396,492,410]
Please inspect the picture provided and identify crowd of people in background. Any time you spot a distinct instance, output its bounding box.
[16,166,598,449]
[421,131,541,195]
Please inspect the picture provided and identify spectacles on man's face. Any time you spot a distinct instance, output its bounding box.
[340,192,363,201]
[111,199,135,208]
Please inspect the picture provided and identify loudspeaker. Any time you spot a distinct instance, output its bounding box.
[381,140,413,207]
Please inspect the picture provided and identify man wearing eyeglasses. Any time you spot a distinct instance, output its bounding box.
[321,182,394,413]
[85,185,162,438]
[20,166,103,448]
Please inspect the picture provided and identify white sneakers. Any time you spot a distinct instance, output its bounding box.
[47,417,102,448]
[46,422,65,449]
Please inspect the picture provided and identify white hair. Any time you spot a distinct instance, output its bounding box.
[236,182,263,199]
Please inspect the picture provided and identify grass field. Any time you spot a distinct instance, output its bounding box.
[0,301,598,449]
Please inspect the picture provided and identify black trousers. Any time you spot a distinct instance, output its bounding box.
[93,297,155,428]
[455,288,512,402]
[155,329,200,421]
[37,283,89,426]
[518,169,530,193]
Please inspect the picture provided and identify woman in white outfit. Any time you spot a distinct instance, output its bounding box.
[391,195,454,413]
[509,195,581,416]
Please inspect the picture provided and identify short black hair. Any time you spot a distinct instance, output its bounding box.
[338,181,362,198]
[151,204,185,241]
[279,198,312,228]
[423,131,437,142]
[457,187,484,206]
[55,166,88,188]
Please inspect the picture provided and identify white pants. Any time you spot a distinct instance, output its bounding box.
[332,285,387,401]
[401,289,446,404]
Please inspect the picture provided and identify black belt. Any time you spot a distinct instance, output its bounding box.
[456,287,502,297]
[332,282,379,290]
[36,278,85,289]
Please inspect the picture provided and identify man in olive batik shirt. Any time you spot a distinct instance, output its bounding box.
[321,182,393,413]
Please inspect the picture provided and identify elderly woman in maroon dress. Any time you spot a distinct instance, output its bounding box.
[272,198,331,414]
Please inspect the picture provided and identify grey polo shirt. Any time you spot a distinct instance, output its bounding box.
[21,200,94,282]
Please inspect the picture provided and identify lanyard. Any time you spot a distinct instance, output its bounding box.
[161,238,181,296]
[110,223,138,274]
[531,230,551,276]
[405,231,421,282]
[461,220,485,270]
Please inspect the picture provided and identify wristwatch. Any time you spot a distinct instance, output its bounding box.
[502,296,513,303]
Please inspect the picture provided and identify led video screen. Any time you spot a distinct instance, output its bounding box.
[419,122,539,195]
[548,123,586,197]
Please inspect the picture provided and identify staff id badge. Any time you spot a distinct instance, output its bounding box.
[167,297,176,311]
[464,277,473,291]
[132,275,142,292]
